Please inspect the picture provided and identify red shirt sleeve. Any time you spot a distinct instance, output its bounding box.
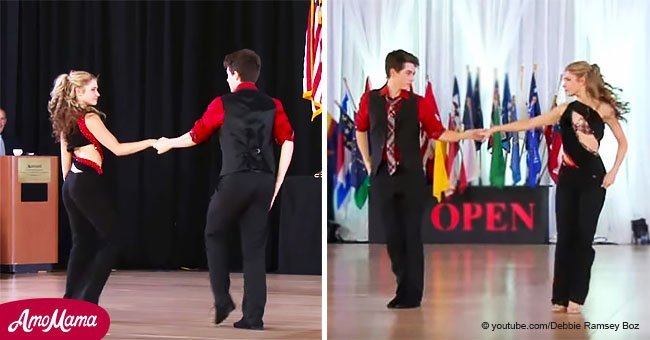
[189,97,225,144]
[418,96,446,139]
[355,91,370,131]
[272,98,294,145]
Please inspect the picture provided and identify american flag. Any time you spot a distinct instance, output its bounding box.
[303,0,323,121]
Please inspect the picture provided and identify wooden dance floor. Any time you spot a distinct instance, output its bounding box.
[328,244,650,340]
[1,271,321,339]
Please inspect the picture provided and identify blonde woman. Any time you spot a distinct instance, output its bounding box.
[48,71,156,304]
[487,61,628,314]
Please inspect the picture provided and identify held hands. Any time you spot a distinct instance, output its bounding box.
[464,128,491,141]
[153,137,173,154]
[479,127,500,142]
[465,129,489,140]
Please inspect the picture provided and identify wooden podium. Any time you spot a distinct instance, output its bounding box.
[0,156,59,273]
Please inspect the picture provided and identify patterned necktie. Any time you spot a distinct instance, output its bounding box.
[385,97,401,175]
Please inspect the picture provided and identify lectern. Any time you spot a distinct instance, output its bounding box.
[0,156,59,273]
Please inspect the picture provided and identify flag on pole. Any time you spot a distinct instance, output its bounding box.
[420,80,435,162]
[525,72,543,187]
[510,96,522,184]
[422,80,439,183]
[462,72,474,131]
[501,74,513,152]
[352,77,373,208]
[302,0,323,121]
[460,135,479,186]
[461,72,479,187]
[334,93,352,209]
[446,77,466,194]
[433,140,449,203]
[339,109,365,190]
[489,78,506,187]
[472,69,484,149]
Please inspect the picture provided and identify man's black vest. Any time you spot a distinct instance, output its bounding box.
[367,89,421,175]
[219,89,276,176]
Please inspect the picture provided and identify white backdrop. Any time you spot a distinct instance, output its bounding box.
[327,0,650,243]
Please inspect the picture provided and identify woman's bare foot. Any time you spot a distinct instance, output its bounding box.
[552,304,567,313]
[567,301,582,314]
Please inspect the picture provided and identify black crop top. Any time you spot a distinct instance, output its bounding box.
[66,125,92,151]
[66,114,103,151]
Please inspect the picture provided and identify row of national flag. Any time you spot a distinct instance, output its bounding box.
[486,71,561,187]
[431,70,551,202]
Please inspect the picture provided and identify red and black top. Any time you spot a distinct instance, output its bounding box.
[66,114,104,175]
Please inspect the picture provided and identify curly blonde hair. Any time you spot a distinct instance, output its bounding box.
[48,70,105,142]
[565,61,629,120]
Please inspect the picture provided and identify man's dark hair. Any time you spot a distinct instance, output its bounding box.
[385,49,419,78]
[223,49,261,82]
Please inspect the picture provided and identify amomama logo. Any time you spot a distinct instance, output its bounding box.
[0,298,110,339]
